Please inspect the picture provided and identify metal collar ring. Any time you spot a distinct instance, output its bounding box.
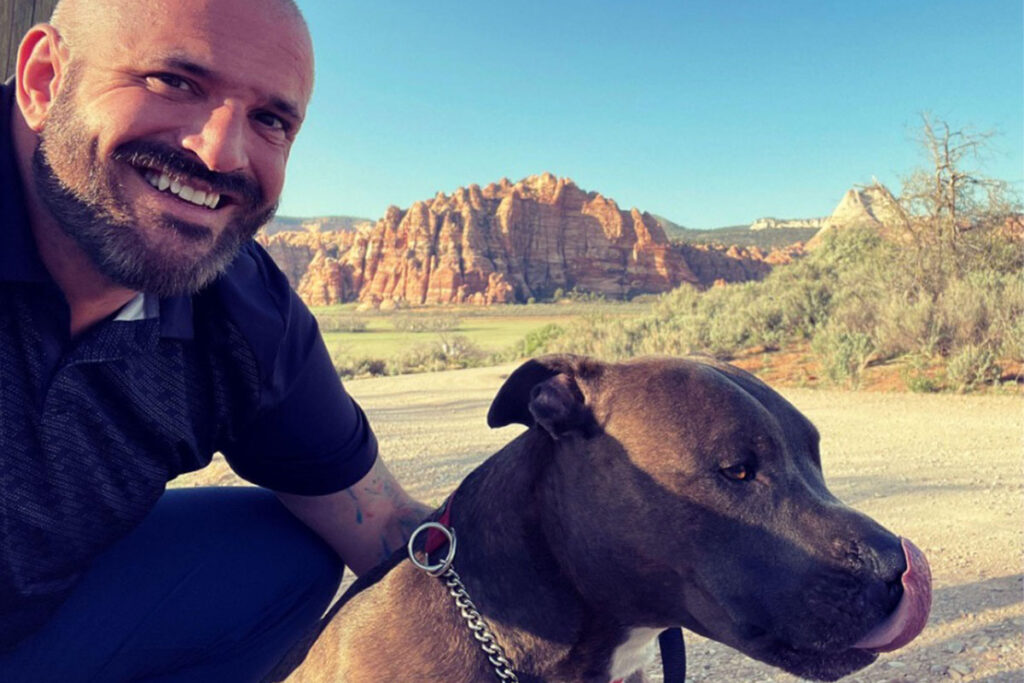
[408,521,457,577]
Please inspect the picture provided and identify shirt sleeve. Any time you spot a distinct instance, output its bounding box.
[216,242,378,495]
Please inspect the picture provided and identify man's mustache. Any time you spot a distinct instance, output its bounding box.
[112,140,263,208]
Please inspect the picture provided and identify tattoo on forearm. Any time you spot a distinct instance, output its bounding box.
[346,489,363,524]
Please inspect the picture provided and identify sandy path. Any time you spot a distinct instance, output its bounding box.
[175,364,1023,682]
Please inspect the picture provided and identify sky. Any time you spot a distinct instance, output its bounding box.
[279,0,1023,229]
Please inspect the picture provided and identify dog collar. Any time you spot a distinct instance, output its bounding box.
[423,495,453,556]
[408,496,519,681]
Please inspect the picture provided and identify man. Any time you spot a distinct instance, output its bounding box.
[0,0,431,679]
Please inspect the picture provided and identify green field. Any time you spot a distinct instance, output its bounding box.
[310,301,654,372]
[319,314,564,357]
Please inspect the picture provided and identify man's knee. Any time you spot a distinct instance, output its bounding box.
[0,486,344,682]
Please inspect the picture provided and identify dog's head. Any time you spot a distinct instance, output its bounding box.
[488,354,931,681]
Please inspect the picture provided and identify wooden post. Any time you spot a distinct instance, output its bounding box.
[2,0,59,81]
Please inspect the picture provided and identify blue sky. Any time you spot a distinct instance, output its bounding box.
[280,0,1023,229]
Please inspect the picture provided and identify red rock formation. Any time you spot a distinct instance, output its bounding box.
[297,249,357,307]
[337,173,698,306]
[256,230,358,305]
[258,174,812,306]
[257,231,356,282]
[676,243,805,287]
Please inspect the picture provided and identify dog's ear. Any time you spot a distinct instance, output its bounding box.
[487,355,601,438]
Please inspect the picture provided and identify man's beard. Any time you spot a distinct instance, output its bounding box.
[32,71,277,297]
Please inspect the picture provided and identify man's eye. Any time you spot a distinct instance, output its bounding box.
[254,112,288,132]
[149,74,192,92]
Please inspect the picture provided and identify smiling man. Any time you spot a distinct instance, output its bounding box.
[0,0,430,679]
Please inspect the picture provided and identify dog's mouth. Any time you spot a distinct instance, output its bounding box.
[850,537,932,652]
[739,538,932,681]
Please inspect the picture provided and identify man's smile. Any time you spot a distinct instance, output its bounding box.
[141,167,223,209]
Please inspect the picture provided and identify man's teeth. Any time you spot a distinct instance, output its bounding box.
[145,171,220,209]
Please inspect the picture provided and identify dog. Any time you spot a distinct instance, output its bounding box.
[281,354,931,682]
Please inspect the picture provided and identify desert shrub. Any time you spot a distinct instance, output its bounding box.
[703,305,751,359]
[336,356,388,378]
[871,293,943,359]
[437,334,488,368]
[390,314,461,333]
[811,323,876,387]
[997,291,1024,362]
[395,334,489,373]
[565,287,606,303]
[538,315,650,360]
[317,315,370,333]
[899,354,942,393]
[946,344,1001,393]
[508,323,566,359]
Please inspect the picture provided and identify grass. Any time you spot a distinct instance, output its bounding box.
[312,301,653,360]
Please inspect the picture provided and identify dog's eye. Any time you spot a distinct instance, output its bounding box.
[721,464,755,481]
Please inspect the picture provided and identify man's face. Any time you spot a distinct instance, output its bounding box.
[33,0,314,295]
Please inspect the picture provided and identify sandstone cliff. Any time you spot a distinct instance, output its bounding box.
[257,231,359,306]
[677,243,805,287]
[808,184,902,248]
[278,173,700,307]
[257,175,818,307]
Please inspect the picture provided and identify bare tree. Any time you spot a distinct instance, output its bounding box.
[886,115,1020,290]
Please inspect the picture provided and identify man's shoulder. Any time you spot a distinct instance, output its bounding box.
[193,239,319,378]
[199,239,294,323]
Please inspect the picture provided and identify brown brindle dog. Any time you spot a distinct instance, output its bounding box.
[279,355,931,682]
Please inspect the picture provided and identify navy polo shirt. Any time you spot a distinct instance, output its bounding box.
[0,80,378,651]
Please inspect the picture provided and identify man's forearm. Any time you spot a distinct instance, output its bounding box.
[276,457,433,575]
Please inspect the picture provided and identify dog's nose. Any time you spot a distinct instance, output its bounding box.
[854,538,933,652]
[862,530,907,610]
[865,569,905,616]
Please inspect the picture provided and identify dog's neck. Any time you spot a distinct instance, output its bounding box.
[444,428,634,680]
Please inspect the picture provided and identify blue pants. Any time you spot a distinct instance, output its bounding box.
[0,487,343,682]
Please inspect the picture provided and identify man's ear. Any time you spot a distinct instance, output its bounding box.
[16,24,70,133]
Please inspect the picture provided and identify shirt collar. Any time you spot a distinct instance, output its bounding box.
[1,79,194,339]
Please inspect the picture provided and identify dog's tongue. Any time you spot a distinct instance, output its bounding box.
[853,537,932,653]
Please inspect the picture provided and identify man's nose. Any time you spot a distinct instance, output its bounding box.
[180,101,248,173]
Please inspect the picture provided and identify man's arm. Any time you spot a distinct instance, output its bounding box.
[275,457,433,576]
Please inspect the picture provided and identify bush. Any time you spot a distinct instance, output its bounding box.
[394,334,489,373]
[946,344,1001,393]
[811,324,875,388]
[899,354,942,393]
[390,314,461,333]
[317,315,369,333]
[336,357,388,378]
[509,323,566,359]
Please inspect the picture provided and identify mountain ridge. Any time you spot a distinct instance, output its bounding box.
[256,174,883,306]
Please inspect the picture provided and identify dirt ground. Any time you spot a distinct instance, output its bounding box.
[174,363,1023,682]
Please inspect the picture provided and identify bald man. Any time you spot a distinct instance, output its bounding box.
[0,0,430,679]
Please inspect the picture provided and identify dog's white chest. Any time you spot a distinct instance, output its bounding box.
[608,627,661,680]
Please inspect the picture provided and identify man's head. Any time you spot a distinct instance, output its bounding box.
[15,0,314,295]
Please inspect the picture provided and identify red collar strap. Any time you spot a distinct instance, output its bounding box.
[424,494,454,556]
